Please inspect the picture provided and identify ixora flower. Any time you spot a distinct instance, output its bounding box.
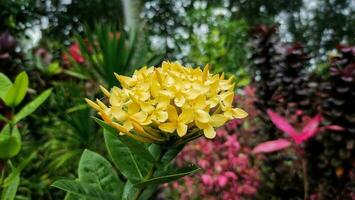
[85,61,248,143]
[252,109,344,154]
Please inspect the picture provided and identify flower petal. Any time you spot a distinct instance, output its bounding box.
[252,139,292,154]
[211,114,229,127]
[195,109,211,123]
[178,108,194,123]
[111,106,126,121]
[155,110,168,122]
[158,122,176,133]
[174,93,185,107]
[203,125,216,139]
[167,105,178,122]
[177,123,188,137]
[232,108,248,119]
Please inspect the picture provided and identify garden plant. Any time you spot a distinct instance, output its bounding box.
[0,0,354,199]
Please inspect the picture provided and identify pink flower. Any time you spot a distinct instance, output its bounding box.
[198,159,209,168]
[216,128,227,137]
[201,174,213,186]
[238,184,257,195]
[224,171,237,180]
[217,175,228,187]
[69,43,85,64]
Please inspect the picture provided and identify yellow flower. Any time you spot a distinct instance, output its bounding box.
[86,61,247,143]
[158,105,192,137]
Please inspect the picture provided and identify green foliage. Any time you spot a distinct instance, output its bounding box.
[187,18,250,86]
[76,23,162,87]
[13,89,52,124]
[52,118,201,199]
[0,71,51,199]
[0,73,12,98]
[133,165,201,188]
[52,180,118,200]
[78,150,123,196]
[104,128,150,182]
[0,173,19,200]
[1,72,28,108]
[0,125,20,160]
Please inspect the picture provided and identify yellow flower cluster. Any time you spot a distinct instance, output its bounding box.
[85,61,247,143]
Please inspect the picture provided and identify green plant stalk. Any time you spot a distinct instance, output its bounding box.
[132,148,168,200]
[0,160,5,186]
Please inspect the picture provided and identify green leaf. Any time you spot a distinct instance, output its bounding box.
[13,88,52,123]
[78,150,123,197]
[63,69,89,80]
[122,181,139,200]
[64,193,82,200]
[160,144,185,167]
[0,125,21,159]
[94,117,158,165]
[119,136,158,165]
[2,72,29,107]
[92,117,117,134]
[0,173,20,200]
[3,152,36,187]
[0,73,12,98]
[133,165,201,188]
[104,129,149,183]
[47,61,61,75]
[139,185,158,200]
[51,179,117,200]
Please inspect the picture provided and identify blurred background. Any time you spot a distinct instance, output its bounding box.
[0,0,354,199]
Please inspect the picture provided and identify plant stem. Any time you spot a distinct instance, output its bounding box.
[132,148,167,200]
[0,160,5,187]
[303,157,309,200]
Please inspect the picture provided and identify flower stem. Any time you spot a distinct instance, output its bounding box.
[132,148,167,200]
[303,157,309,200]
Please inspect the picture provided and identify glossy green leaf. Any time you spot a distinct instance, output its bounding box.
[139,185,158,200]
[0,173,20,200]
[13,88,52,123]
[0,125,21,159]
[160,144,185,167]
[133,165,201,188]
[52,179,117,200]
[78,150,123,197]
[64,193,82,200]
[0,72,12,98]
[119,136,158,165]
[3,72,29,107]
[122,181,139,200]
[104,129,149,183]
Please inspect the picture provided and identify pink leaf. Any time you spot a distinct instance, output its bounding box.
[297,114,322,144]
[325,125,345,131]
[252,139,292,154]
[267,110,298,140]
